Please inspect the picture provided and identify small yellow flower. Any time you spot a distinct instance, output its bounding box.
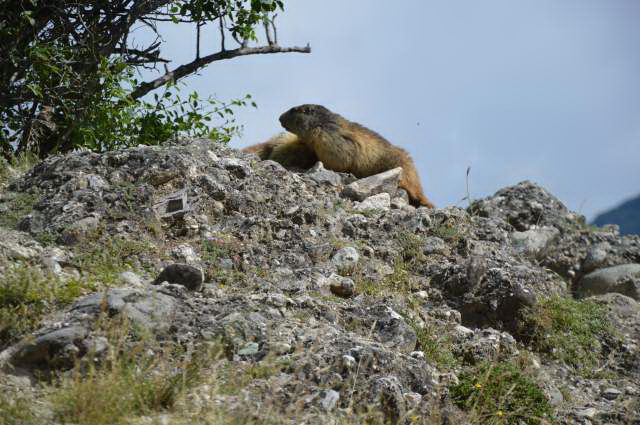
[474,383,482,389]
[496,410,504,417]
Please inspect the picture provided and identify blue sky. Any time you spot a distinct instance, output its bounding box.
[135,0,640,220]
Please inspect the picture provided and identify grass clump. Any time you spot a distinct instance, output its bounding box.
[432,223,461,242]
[50,319,221,425]
[0,391,39,425]
[518,296,615,373]
[0,263,86,348]
[396,231,425,264]
[200,236,248,286]
[0,152,39,187]
[217,357,286,396]
[412,321,458,369]
[0,157,9,185]
[354,259,418,298]
[201,237,233,263]
[72,234,154,287]
[0,192,40,229]
[450,361,553,424]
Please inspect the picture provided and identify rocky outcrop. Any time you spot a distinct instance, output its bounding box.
[1,139,639,424]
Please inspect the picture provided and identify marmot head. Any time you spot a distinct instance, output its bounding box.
[279,104,338,135]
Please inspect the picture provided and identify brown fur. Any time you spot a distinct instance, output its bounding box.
[243,104,434,208]
[243,132,317,169]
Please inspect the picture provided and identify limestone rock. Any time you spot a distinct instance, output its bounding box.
[354,192,391,211]
[341,167,402,201]
[577,263,640,300]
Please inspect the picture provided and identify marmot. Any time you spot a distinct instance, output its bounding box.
[243,104,435,208]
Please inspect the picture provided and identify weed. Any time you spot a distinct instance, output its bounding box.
[346,207,380,218]
[450,361,553,424]
[0,158,9,186]
[518,296,616,374]
[201,237,232,263]
[217,358,285,396]
[33,230,58,246]
[200,236,249,286]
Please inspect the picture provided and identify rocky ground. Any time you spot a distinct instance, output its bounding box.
[0,138,639,425]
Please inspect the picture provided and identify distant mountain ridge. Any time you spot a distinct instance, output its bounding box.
[592,194,640,235]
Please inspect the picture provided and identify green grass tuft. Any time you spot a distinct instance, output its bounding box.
[50,319,222,425]
[518,296,616,374]
[0,262,87,348]
[71,235,153,287]
[0,390,39,425]
[0,192,40,229]
[412,321,458,369]
[450,361,553,424]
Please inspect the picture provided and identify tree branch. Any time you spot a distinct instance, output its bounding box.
[128,44,311,100]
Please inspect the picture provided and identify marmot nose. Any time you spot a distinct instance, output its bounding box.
[279,111,289,128]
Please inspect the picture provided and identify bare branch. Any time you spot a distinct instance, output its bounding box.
[263,16,273,45]
[219,16,226,51]
[129,44,311,100]
[196,22,202,60]
[272,14,278,45]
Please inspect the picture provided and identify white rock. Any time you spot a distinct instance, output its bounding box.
[354,192,391,211]
[120,271,144,287]
[342,167,402,201]
[171,244,200,264]
[331,247,360,270]
[321,390,340,411]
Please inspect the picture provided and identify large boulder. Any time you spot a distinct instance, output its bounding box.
[577,264,640,300]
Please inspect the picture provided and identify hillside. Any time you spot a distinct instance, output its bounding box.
[593,195,640,236]
[1,138,639,424]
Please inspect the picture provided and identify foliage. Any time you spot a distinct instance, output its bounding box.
[517,296,616,373]
[450,361,554,424]
[0,0,305,159]
[0,158,9,185]
[352,258,419,299]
